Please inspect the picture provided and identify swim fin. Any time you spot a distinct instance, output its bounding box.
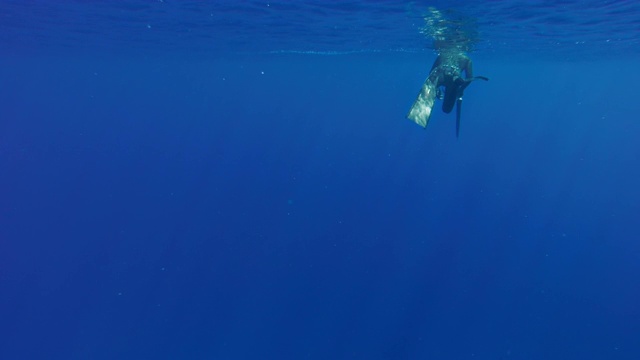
[455,76,488,138]
[407,75,439,128]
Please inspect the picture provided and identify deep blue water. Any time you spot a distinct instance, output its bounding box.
[1,1,639,359]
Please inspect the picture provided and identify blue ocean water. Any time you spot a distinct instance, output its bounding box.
[1,1,639,359]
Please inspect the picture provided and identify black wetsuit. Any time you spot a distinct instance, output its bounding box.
[428,52,474,114]
[406,49,487,136]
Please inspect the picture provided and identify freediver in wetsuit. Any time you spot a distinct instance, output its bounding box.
[407,49,488,137]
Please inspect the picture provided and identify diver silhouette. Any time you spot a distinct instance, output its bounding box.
[407,49,488,137]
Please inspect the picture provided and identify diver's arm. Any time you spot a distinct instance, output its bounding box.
[464,58,489,82]
[463,58,474,79]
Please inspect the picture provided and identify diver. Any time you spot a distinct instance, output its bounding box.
[407,46,488,137]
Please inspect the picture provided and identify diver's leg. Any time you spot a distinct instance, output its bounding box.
[442,84,457,113]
